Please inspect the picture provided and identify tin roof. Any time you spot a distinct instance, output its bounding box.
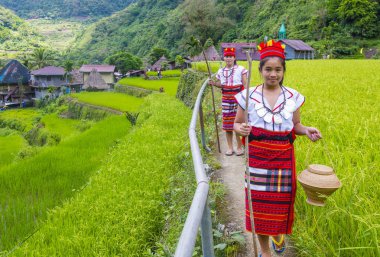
[31,66,65,76]
[279,39,314,51]
[79,65,116,73]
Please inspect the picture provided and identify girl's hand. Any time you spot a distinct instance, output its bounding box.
[208,80,216,86]
[236,123,251,136]
[305,127,322,142]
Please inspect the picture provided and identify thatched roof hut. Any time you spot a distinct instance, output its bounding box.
[0,60,30,85]
[191,46,221,62]
[82,69,109,90]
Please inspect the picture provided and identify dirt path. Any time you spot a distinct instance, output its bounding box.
[215,131,296,257]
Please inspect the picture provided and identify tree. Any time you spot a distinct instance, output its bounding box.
[175,55,185,70]
[105,51,142,74]
[149,48,169,64]
[337,0,379,38]
[30,48,54,69]
[63,59,74,87]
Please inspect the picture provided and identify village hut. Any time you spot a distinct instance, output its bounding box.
[151,56,169,71]
[191,46,221,62]
[79,64,115,85]
[82,69,110,90]
[0,60,33,103]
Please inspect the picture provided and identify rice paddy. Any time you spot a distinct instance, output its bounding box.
[118,77,180,96]
[71,91,144,112]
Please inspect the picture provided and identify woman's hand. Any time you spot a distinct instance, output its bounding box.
[305,127,322,142]
[235,122,251,136]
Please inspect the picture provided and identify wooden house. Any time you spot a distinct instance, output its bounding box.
[30,66,66,99]
[279,39,315,60]
[220,43,259,61]
[79,65,115,86]
[0,60,33,104]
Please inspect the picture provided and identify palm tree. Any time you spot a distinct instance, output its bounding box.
[63,59,74,88]
[30,48,54,69]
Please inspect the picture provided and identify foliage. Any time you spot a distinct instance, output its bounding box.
[105,51,142,74]
[149,47,170,64]
[29,47,55,69]
[69,0,380,61]
[176,69,207,108]
[0,131,25,168]
[125,111,139,126]
[0,6,44,53]
[0,0,135,19]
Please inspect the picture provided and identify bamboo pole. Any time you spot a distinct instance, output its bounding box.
[245,50,258,257]
[202,51,221,153]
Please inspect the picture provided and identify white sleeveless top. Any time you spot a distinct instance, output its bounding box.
[235,85,305,132]
[216,65,247,86]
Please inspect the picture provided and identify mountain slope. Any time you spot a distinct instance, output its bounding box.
[0,6,43,53]
[71,0,380,62]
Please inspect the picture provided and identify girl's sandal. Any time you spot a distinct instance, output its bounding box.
[235,148,244,156]
[271,235,286,254]
[225,150,234,156]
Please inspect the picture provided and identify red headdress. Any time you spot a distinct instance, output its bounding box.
[223,47,236,57]
[257,39,286,60]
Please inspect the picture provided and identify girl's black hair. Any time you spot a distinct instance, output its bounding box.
[258,56,286,85]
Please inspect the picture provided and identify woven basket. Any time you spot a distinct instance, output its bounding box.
[298,164,342,206]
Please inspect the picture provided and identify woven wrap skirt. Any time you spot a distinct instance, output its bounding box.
[222,84,244,131]
[245,126,297,236]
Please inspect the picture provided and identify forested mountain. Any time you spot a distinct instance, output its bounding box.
[0,0,134,19]
[0,7,43,52]
[69,0,380,63]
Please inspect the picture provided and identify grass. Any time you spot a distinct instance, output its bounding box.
[71,92,144,112]
[0,108,40,132]
[118,77,180,96]
[0,129,25,168]
[0,115,131,253]
[10,94,193,256]
[40,114,82,141]
[146,69,182,77]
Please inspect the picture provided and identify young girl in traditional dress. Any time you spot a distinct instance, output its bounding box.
[209,47,247,156]
[234,40,322,257]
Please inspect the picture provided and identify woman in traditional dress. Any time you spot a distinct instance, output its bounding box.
[209,47,247,156]
[234,40,322,257]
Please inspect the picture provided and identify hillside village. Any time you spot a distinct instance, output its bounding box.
[0,23,315,109]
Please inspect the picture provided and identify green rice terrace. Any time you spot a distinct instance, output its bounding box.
[0,60,379,257]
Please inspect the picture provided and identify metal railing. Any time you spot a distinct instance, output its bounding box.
[174,78,215,257]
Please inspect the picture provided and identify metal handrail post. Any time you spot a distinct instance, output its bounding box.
[199,101,211,152]
[200,197,214,256]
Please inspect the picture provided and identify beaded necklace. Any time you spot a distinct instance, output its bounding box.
[221,65,235,79]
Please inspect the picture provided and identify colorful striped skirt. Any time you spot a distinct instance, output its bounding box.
[222,84,244,131]
[245,127,297,236]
